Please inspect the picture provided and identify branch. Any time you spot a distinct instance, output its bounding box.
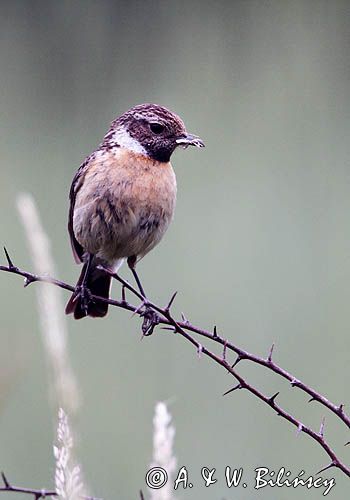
[1,250,350,478]
[0,472,101,500]
[2,254,348,428]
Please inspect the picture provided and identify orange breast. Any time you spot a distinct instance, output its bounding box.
[73,148,177,262]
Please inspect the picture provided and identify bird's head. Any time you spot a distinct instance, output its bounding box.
[105,103,204,162]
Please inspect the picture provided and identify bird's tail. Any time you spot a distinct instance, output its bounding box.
[65,261,111,319]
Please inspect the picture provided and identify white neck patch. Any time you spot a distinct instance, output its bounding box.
[112,126,147,155]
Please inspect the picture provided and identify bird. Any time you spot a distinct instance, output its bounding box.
[65,103,204,320]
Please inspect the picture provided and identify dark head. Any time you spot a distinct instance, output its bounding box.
[104,103,204,162]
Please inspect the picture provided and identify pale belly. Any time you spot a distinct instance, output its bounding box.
[73,199,174,262]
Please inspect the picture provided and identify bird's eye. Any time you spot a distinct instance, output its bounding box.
[150,122,165,134]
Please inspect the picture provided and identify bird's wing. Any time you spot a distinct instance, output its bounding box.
[68,154,95,264]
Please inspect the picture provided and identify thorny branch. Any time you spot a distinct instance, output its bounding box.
[0,472,146,499]
[1,248,350,479]
[0,472,101,499]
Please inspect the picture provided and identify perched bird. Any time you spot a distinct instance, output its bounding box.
[65,103,204,319]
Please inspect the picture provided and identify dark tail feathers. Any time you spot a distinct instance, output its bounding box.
[65,262,111,319]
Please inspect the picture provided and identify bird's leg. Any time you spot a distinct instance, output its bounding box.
[127,256,147,296]
[130,267,147,298]
[127,256,159,335]
[79,253,93,314]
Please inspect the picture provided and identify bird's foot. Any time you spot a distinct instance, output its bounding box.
[140,307,160,336]
[78,284,93,315]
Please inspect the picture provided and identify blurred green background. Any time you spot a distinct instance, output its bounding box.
[1,1,350,498]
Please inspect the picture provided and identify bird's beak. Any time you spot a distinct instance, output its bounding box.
[176,133,205,149]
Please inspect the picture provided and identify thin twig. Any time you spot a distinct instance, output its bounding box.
[1,254,350,478]
[104,267,350,432]
[0,472,101,500]
[2,254,348,431]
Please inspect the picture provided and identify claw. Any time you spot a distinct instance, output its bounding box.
[140,307,160,336]
[78,284,92,314]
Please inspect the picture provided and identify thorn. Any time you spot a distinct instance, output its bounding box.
[231,354,242,368]
[308,397,317,403]
[290,378,300,387]
[344,441,350,446]
[197,344,203,359]
[165,291,178,312]
[213,325,218,338]
[161,326,176,332]
[316,461,335,475]
[338,403,344,414]
[296,422,303,436]
[24,276,35,287]
[223,384,242,396]
[121,285,126,303]
[267,342,275,363]
[3,247,14,269]
[319,417,325,438]
[131,301,147,318]
[268,392,279,405]
[1,471,10,488]
[180,312,189,324]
